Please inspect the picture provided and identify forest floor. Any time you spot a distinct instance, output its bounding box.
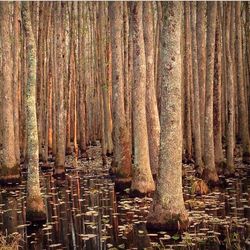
[0,143,249,250]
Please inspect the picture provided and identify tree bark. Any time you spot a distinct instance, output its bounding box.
[143,2,160,177]
[21,1,46,221]
[131,2,155,194]
[203,2,219,184]
[147,2,188,232]
[0,2,20,184]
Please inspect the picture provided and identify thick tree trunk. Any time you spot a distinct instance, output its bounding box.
[131,2,155,194]
[109,2,132,182]
[143,2,160,177]
[203,2,219,184]
[235,2,250,163]
[147,2,188,232]
[0,2,20,184]
[21,1,46,221]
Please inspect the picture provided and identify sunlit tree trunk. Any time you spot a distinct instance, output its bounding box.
[147,2,188,232]
[21,1,46,221]
[109,2,132,182]
[131,2,155,194]
[0,2,20,184]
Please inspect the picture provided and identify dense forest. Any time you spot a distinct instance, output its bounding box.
[0,1,249,249]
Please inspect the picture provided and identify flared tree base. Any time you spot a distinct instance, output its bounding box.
[202,168,219,186]
[131,178,155,196]
[114,177,132,192]
[53,166,65,179]
[26,196,46,223]
[146,203,189,234]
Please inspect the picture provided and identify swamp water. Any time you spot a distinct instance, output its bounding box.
[0,145,249,250]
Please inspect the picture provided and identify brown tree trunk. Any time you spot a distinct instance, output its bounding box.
[0,2,20,184]
[203,2,219,184]
[147,2,188,232]
[109,2,132,182]
[143,2,160,177]
[131,2,155,195]
[213,3,224,168]
[54,2,66,176]
[191,2,204,172]
[197,2,206,158]
[235,2,250,163]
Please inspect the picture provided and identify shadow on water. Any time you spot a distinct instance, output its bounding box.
[0,148,249,249]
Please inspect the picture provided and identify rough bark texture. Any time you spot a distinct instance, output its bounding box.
[213,4,224,167]
[235,2,250,163]
[21,1,46,221]
[191,2,203,171]
[54,2,66,175]
[109,2,132,179]
[0,2,20,184]
[131,2,155,194]
[143,2,160,177]
[196,2,206,157]
[147,2,188,232]
[203,2,219,184]
[225,3,235,173]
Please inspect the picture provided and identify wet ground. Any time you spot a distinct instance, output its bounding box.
[0,143,249,249]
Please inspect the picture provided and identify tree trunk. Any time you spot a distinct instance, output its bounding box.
[191,2,204,171]
[131,2,155,194]
[235,2,250,163]
[147,2,188,232]
[54,2,66,176]
[196,2,206,157]
[21,1,46,221]
[143,2,160,177]
[109,2,132,182]
[0,2,20,184]
[203,2,219,184]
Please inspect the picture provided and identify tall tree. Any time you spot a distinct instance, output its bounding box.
[143,2,160,177]
[109,2,132,183]
[213,3,224,168]
[21,1,46,221]
[54,2,66,176]
[131,2,155,194]
[196,2,206,157]
[0,2,20,184]
[190,2,204,172]
[225,3,235,173]
[235,2,250,163]
[147,2,188,231]
[203,2,219,184]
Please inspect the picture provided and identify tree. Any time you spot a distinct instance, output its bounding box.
[235,2,250,163]
[147,2,189,232]
[0,2,20,184]
[203,2,219,184]
[143,2,160,177]
[109,2,132,184]
[196,2,206,157]
[54,2,66,176]
[190,2,204,172]
[21,1,46,221]
[131,2,155,194]
[225,3,235,173]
